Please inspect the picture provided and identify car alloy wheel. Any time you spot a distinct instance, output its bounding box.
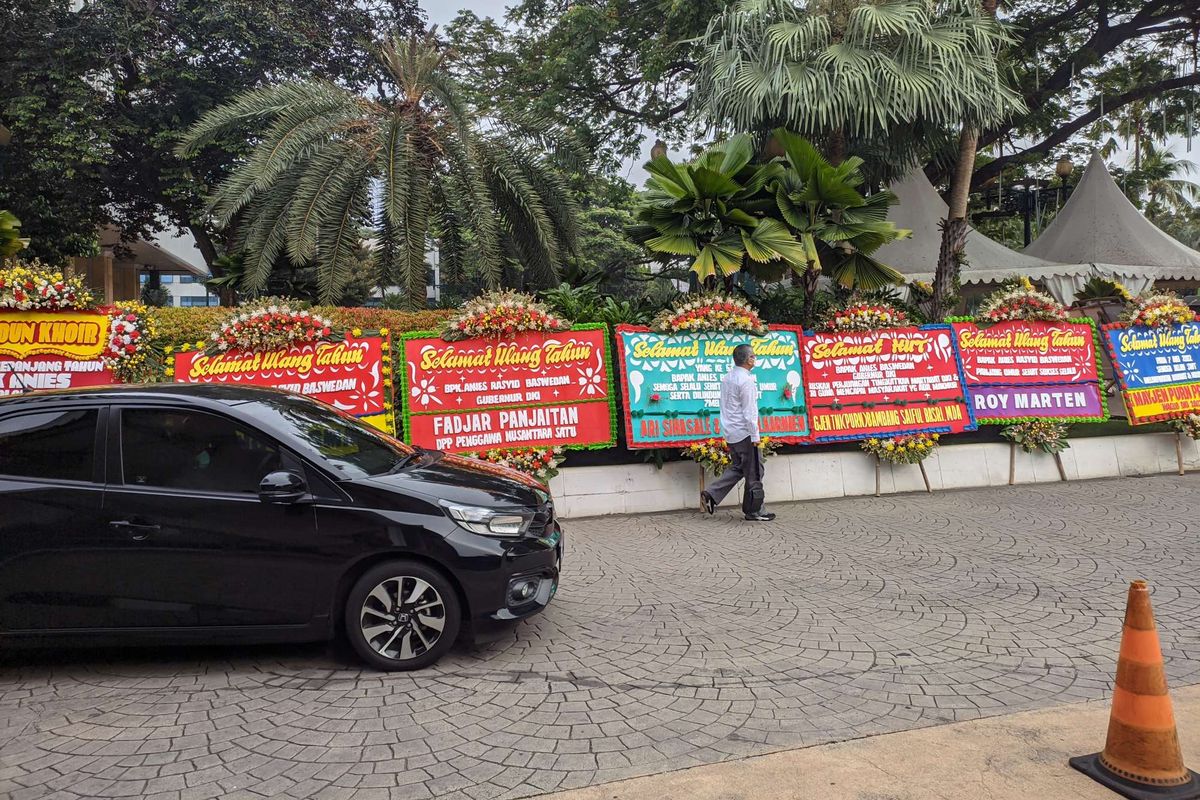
[359,575,447,661]
[344,560,462,670]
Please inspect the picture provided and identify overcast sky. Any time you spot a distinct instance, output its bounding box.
[423,1,509,27]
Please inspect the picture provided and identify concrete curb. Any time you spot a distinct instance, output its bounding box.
[534,684,1200,800]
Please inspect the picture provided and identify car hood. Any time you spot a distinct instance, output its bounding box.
[352,450,547,509]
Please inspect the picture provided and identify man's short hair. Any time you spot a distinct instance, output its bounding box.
[733,343,755,366]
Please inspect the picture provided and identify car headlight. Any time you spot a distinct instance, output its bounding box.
[441,501,531,537]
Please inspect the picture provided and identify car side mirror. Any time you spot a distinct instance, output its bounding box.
[258,470,308,504]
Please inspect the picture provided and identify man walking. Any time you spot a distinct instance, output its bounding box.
[700,343,775,521]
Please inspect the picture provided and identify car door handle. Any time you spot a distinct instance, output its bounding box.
[109,520,161,540]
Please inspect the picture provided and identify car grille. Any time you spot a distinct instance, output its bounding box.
[527,501,554,538]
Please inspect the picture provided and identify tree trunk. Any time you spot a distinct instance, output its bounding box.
[935,217,969,315]
[190,224,218,269]
[189,224,235,307]
[802,265,820,328]
[946,126,976,220]
[932,125,978,319]
[827,129,845,166]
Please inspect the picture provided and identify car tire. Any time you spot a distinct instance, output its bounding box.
[343,561,462,671]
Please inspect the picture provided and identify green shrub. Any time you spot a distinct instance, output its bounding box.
[152,306,455,350]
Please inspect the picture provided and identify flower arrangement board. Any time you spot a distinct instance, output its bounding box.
[949,319,1107,423]
[400,324,616,453]
[1102,321,1200,424]
[0,310,115,394]
[172,333,395,432]
[800,325,977,443]
[615,325,808,448]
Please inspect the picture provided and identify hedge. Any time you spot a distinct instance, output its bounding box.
[153,306,455,349]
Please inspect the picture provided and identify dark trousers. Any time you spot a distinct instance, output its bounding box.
[705,437,764,515]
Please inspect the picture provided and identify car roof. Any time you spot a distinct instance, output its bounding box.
[0,383,295,408]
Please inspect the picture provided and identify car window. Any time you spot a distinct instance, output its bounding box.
[121,408,281,494]
[0,409,97,482]
[235,394,411,480]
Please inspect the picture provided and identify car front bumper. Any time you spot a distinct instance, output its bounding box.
[465,521,563,641]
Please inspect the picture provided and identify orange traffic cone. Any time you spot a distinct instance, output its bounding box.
[1070,580,1200,799]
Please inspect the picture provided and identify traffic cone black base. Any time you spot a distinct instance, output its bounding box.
[1071,753,1200,800]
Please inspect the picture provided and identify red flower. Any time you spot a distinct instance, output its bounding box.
[125,314,137,322]
[650,393,661,402]
[124,344,136,354]
[130,330,140,340]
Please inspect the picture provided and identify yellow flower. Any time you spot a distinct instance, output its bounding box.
[352,327,363,337]
[379,326,390,336]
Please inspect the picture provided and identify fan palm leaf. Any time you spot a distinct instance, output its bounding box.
[635,130,906,298]
[693,0,1024,181]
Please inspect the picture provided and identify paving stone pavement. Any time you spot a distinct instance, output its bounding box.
[2,474,1199,800]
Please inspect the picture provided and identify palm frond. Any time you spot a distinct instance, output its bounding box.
[693,0,1026,144]
[237,171,302,293]
[286,144,370,264]
[315,171,371,303]
[210,105,359,227]
[178,82,357,156]
[828,252,905,291]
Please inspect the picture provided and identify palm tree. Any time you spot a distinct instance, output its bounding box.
[179,30,580,307]
[692,0,1021,177]
[633,134,809,284]
[1133,143,1200,220]
[771,129,910,323]
[692,0,1022,319]
[634,130,909,325]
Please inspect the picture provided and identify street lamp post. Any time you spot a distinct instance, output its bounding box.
[0,122,10,181]
[972,154,1075,247]
[1011,185,1033,247]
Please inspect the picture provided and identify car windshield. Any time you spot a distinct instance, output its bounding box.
[234,394,415,480]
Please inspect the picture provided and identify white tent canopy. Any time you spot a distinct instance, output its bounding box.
[873,170,1105,301]
[1024,151,1200,286]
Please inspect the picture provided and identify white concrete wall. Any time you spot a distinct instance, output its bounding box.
[549,433,1200,519]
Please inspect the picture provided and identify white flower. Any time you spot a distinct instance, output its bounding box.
[577,365,604,396]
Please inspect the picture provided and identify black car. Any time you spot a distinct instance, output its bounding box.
[0,385,562,670]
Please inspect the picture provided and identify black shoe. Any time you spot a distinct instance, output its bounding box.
[744,511,776,521]
[700,491,716,515]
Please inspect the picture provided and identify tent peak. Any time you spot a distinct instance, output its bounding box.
[1024,152,1200,275]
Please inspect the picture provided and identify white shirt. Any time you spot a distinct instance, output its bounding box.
[720,366,760,444]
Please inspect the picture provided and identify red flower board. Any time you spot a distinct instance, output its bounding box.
[952,320,1097,386]
[173,335,389,422]
[403,326,613,453]
[801,325,976,442]
[951,319,1106,423]
[0,354,113,395]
